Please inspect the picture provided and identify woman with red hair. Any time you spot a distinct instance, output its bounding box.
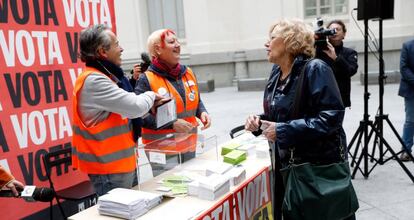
[135,29,211,174]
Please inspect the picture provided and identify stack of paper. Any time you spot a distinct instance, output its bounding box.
[220,142,241,155]
[162,175,192,196]
[173,171,209,197]
[223,150,247,165]
[256,143,270,158]
[237,144,256,156]
[98,188,162,219]
[198,174,230,201]
[206,162,233,176]
[224,166,246,187]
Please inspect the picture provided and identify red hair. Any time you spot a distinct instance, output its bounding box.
[160,29,176,48]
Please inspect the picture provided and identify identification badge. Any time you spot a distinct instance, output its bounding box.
[187,80,195,87]
[189,91,195,101]
[158,87,168,96]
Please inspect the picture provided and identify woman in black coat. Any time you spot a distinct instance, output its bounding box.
[245,18,355,219]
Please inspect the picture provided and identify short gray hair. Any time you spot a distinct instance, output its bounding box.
[79,24,112,62]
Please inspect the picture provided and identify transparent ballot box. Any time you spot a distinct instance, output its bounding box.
[135,133,218,184]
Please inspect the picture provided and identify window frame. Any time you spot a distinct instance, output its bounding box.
[304,0,349,19]
[146,0,186,39]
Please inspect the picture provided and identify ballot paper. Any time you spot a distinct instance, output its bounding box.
[224,166,246,187]
[206,162,233,176]
[223,150,247,165]
[156,99,177,129]
[98,188,162,220]
[220,142,241,155]
[198,174,230,201]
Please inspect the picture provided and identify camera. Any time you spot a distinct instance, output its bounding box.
[314,18,336,50]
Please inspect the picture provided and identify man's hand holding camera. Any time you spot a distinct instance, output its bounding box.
[131,64,142,80]
[323,42,337,61]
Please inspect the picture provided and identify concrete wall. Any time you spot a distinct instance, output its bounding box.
[114,0,414,87]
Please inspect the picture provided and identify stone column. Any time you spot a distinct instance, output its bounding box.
[233,51,248,85]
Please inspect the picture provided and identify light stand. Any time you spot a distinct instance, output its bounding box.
[368,19,414,168]
[348,1,414,182]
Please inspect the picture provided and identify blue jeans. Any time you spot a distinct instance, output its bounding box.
[402,97,414,152]
[88,171,135,196]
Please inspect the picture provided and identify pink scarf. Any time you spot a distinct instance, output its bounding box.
[152,57,181,78]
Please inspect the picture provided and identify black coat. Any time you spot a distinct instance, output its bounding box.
[261,56,345,166]
[316,43,358,107]
[398,39,414,98]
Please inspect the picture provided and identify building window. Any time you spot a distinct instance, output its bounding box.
[304,0,348,18]
[147,0,186,38]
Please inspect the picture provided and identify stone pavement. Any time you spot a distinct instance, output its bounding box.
[199,81,414,220]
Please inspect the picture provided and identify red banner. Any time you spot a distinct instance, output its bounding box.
[197,167,273,220]
[0,0,115,218]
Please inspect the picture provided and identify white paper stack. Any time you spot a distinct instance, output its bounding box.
[237,144,256,156]
[198,174,230,201]
[98,188,162,220]
[224,166,246,187]
[187,180,200,196]
[206,162,233,176]
[174,171,208,197]
[255,143,270,158]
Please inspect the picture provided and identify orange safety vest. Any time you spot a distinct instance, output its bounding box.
[141,67,199,154]
[72,67,136,174]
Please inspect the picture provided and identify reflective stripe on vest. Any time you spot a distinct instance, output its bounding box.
[73,124,131,141]
[142,67,199,153]
[72,67,136,174]
[72,145,135,164]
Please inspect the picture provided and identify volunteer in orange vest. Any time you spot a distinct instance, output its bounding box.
[135,29,211,162]
[0,165,24,197]
[73,24,166,196]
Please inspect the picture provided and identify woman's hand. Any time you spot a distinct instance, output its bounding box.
[173,119,195,133]
[199,112,211,130]
[261,120,277,142]
[245,115,261,132]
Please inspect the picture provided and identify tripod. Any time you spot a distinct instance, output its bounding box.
[370,19,414,167]
[347,17,414,182]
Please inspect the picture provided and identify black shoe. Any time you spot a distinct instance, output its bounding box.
[400,152,412,162]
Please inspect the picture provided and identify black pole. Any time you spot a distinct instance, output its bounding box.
[377,18,385,163]
[363,6,369,177]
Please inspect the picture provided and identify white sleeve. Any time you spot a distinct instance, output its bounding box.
[83,73,156,119]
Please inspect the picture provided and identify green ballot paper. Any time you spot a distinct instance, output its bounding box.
[223,150,246,165]
[220,142,241,155]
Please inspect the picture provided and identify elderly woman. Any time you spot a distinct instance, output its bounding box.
[245,19,356,219]
[135,29,211,164]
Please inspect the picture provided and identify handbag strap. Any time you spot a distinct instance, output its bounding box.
[288,59,312,165]
[287,59,346,165]
[289,59,313,119]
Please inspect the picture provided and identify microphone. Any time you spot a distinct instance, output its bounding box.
[0,186,55,202]
[140,52,151,72]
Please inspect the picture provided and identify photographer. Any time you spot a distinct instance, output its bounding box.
[130,52,151,89]
[316,19,358,108]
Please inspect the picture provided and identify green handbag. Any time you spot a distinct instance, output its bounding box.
[280,158,359,220]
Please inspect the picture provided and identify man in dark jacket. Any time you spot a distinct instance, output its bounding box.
[316,20,358,108]
[399,39,414,161]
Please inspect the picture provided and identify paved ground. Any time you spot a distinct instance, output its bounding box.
[199,81,414,220]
